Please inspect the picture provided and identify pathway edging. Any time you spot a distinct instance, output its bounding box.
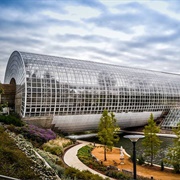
[63,141,113,179]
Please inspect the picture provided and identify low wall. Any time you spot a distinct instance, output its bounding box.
[22,116,53,129]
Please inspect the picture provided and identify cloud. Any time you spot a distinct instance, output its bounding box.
[85,1,180,34]
[63,0,107,12]
[0,0,180,83]
[166,0,180,13]
[54,33,111,43]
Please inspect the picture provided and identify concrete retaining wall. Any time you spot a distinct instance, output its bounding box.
[23,116,53,129]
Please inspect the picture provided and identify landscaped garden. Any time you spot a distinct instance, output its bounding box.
[77,145,154,180]
[0,114,105,180]
[0,104,179,180]
[91,145,180,180]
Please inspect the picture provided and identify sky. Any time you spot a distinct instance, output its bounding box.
[0,0,180,83]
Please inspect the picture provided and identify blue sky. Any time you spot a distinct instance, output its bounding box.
[0,0,180,82]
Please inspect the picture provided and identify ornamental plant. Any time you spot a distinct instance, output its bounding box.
[48,137,73,148]
[22,124,56,143]
[42,137,73,156]
[43,144,63,156]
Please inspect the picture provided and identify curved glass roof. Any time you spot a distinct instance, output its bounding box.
[4,51,180,119]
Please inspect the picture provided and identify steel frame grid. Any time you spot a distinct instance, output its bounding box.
[4,51,180,130]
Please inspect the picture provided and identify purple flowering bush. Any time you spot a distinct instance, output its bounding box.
[22,124,56,144]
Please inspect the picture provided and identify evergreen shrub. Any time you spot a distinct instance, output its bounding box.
[0,115,24,126]
[64,167,105,180]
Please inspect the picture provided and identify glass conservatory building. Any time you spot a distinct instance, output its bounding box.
[4,51,180,132]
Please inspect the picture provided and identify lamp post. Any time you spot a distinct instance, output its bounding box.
[124,135,144,180]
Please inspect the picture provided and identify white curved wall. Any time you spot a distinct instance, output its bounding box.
[53,111,162,133]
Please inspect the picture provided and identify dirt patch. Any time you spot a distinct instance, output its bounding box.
[92,146,180,180]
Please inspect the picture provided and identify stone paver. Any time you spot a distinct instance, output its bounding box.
[63,142,112,179]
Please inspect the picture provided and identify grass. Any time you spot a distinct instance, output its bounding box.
[77,145,109,173]
[48,137,73,147]
[0,126,40,180]
[42,137,73,156]
[77,144,92,158]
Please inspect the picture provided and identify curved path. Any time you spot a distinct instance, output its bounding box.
[63,141,112,179]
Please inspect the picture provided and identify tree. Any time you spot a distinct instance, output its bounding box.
[98,109,120,161]
[165,123,180,173]
[142,113,162,166]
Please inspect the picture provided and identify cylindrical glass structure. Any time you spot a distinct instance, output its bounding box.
[4,51,180,132]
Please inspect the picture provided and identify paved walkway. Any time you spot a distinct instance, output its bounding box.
[63,141,112,179]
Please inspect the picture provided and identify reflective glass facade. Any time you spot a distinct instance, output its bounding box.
[4,51,180,132]
[161,108,180,129]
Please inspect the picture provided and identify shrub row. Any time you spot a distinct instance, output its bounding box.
[64,167,106,180]
[0,114,24,126]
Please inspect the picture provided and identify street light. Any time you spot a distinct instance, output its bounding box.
[124,135,144,180]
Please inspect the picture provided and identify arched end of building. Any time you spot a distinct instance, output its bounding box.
[10,78,16,86]
[9,78,21,115]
